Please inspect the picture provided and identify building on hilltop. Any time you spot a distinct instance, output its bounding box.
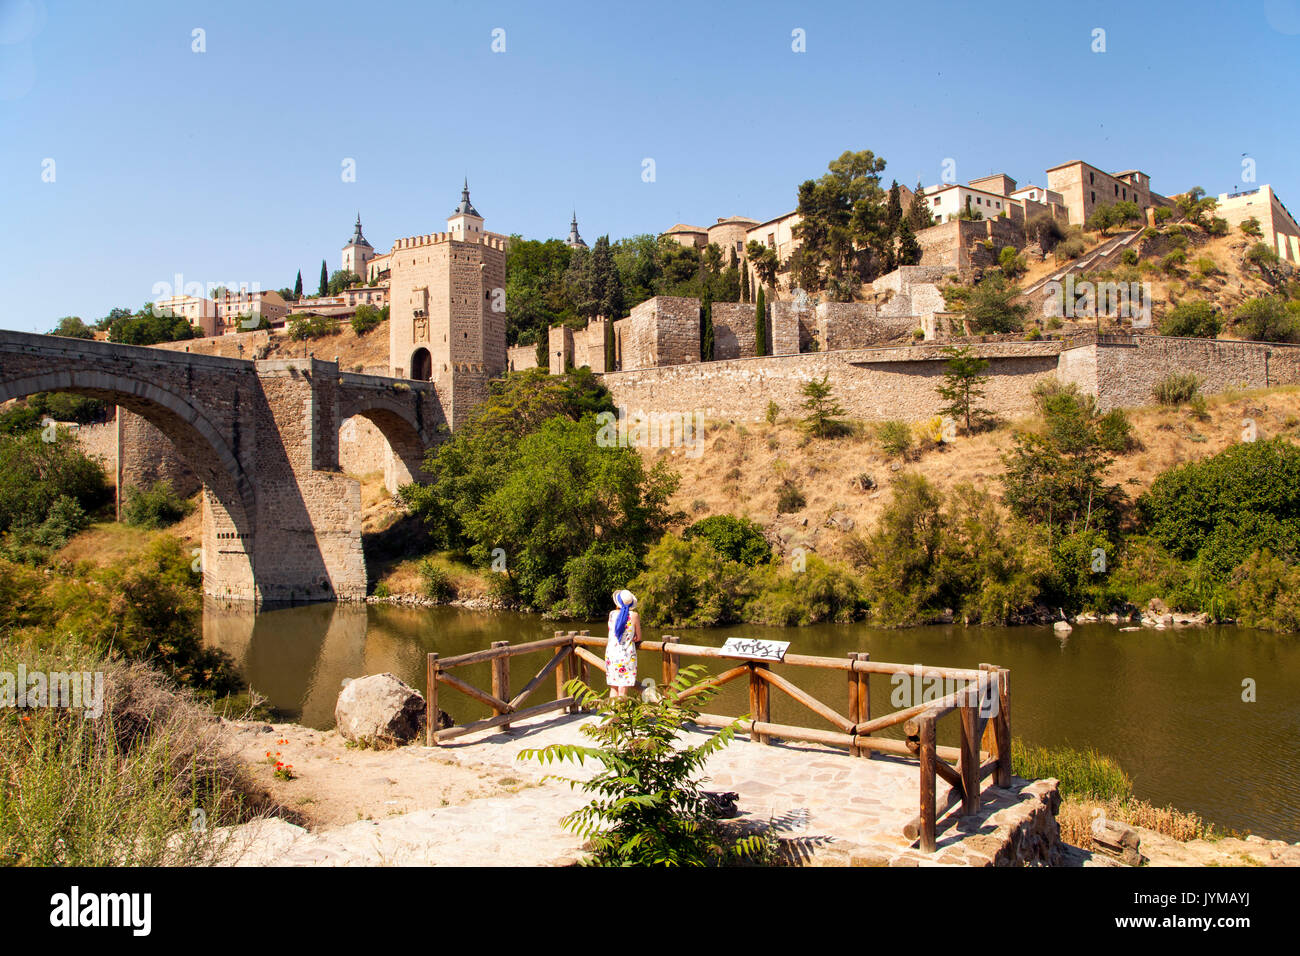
[342,213,374,280]
[1215,185,1300,263]
[387,181,508,423]
[1044,161,1173,226]
[566,211,588,249]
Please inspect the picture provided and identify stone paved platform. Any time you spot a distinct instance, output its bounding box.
[219,712,1060,866]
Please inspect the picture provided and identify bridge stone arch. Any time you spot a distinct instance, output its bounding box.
[0,367,258,601]
[337,376,443,493]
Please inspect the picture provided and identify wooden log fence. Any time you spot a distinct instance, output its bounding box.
[425,631,1011,853]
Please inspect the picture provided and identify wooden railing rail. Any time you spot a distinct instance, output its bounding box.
[427,633,1011,852]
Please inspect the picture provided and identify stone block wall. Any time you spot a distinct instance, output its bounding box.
[548,325,573,374]
[770,301,804,356]
[712,303,757,360]
[507,343,539,372]
[118,409,202,503]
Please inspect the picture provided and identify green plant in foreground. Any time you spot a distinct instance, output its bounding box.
[518,666,772,866]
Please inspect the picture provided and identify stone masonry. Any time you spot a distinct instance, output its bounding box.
[0,330,441,603]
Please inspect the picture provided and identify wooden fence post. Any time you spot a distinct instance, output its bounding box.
[554,635,572,713]
[918,714,937,852]
[426,652,440,747]
[748,662,770,744]
[995,667,1012,788]
[492,640,510,730]
[959,692,980,816]
[852,652,871,758]
[661,635,678,688]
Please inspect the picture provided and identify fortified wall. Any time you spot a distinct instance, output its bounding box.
[600,334,1300,424]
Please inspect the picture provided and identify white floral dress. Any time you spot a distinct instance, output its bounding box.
[605,610,637,688]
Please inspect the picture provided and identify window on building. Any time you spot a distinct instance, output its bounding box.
[933,196,941,205]
[1089,172,1095,185]
[1091,191,1096,204]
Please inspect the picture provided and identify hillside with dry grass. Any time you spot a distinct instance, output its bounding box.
[650,384,1300,563]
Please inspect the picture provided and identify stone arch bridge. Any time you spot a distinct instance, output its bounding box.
[0,330,444,603]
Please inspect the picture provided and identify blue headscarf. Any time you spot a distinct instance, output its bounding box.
[613,589,636,641]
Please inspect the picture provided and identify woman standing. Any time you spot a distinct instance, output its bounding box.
[605,589,641,698]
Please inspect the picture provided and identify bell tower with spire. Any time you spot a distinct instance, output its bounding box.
[447,179,485,241]
[341,212,374,281]
[566,211,588,249]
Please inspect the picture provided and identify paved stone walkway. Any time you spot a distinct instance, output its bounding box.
[220,712,1057,866]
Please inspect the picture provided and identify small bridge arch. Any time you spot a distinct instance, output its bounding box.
[337,374,442,493]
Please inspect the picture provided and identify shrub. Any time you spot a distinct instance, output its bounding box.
[682,514,771,566]
[1233,295,1298,343]
[1160,250,1186,274]
[287,314,340,341]
[1230,550,1300,632]
[1056,236,1087,260]
[1158,299,1221,338]
[775,480,806,514]
[743,555,863,626]
[350,304,383,335]
[1096,409,1136,454]
[121,480,193,529]
[632,533,751,627]
[0,430,107,537]
[765,400,780,425]
[1140,437,1300,581]
[876,420,913,459]
[1208,217,1228,237]
[964,273,1028,333]
[799,374,848,438]
[417,558,456,602]
[517,667,773,866]
[562,543,640,618]
[1245,242,1279,270]
[1151,372,1200,406]
[1239,217,1263,238]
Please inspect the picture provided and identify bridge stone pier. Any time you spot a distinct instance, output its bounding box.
[0,331,443,604]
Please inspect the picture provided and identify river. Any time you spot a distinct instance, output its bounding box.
[204,602,1300,842]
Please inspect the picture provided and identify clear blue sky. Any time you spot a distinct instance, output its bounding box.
[2,0,1298,332]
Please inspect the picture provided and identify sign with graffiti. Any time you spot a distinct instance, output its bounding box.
[719,638,790,662]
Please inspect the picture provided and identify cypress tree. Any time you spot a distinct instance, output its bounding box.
[604,316,616,372]
[293,270,303,300]
[754,285,767,356]
[741,262,751,303]
[700,289,714,361]
[589,236,624,322]
[909,180,934,230]
[886,180,903,235]
[318,260,328,297]
[897,219,923,266]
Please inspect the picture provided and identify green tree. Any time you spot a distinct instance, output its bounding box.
[318,260,328,297]
[935,346,991,433]
[700,290,714,361]
[49,316,95,339]
[799,373,847,438]
[740,258,751,302]
[1234,295,1298,343]
[964,274,1027,333]
[754,285,767,356]
[908,181,933,230]
[505,236,573,344]
[589,235,624,320]
[886,180,903,234]
[328,270,361,295]
[681,515,771,566]
[1176,187,1216,228]
[293,270,303,300]
[1159,300,1221,338]
[896,219,922,266]
[745,240,780,290]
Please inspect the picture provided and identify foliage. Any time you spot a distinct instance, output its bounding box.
[632,534,751,627]
[104,306,198,346]
[1233,295,1298,343]
[998,245,1026,278]
[1000,384,1124,535]
[1239,217,1263,238]
[350,304,383,335]
[964,273,1027,333]
[775,479,805,514]
[799,374,848,438]
[682,515,771,567]
[0,429,108,536]
[1140,437,1300,581]
[417,558,456,602]
[875,420,914,459]
[1175,186,1216,228]
[1159,299,1221,338]
[853,475,1046,626]
[400,369,677,613]
[935,346,991,433]
[121,481,193,529]
[754,285,767,356]
[562,543,641,619]
[49,316,96,339]
[1151,372,1201,406]
[1230,550,1300,632]
[287,313,340,341]
[743,554,863,626]
[518,667,771,866]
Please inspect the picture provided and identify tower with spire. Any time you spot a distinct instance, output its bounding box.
[565,211,588,249]
[447,179,485,241]
[341,212,374,282]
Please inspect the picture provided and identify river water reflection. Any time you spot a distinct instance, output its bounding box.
[205,601,1300,842]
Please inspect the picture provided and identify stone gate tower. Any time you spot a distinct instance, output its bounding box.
[387,181,508,425]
